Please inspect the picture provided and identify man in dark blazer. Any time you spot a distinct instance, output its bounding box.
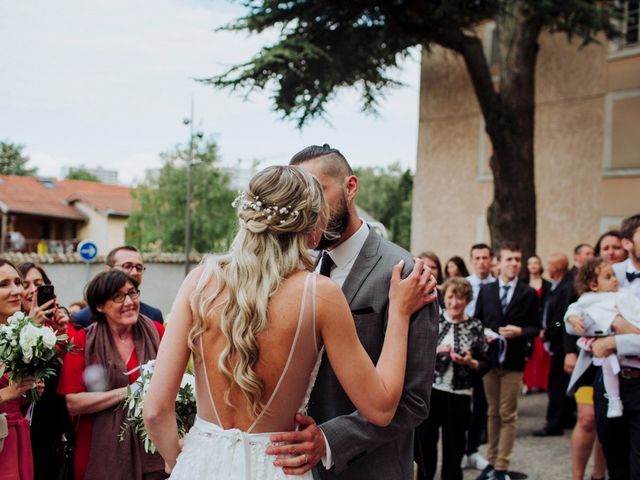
[474,242,539,480]
[533,253,576,436]
[265,145,439,480]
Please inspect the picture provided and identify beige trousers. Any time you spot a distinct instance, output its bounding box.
[483,368,523,471]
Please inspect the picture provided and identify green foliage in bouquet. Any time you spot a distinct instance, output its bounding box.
[0,311,74,402]
[120,360,197,453]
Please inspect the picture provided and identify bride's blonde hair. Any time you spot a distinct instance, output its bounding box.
[188,165,326,417]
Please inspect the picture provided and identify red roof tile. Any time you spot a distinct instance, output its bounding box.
[58,179,136,215]
[0,176,85,220]
[0,176,136,220]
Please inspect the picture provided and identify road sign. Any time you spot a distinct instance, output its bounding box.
[77,240,98,262]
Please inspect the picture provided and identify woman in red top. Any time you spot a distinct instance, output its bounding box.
[58,270,165,480]
[522,255,551,392]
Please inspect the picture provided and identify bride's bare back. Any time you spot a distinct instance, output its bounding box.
[194,270,321,432]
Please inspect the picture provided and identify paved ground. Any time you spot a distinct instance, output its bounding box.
[458,391,581,480]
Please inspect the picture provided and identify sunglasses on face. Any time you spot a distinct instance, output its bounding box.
[110,288,140,304]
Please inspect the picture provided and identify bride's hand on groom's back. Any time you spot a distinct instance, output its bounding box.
[267,413,326,475]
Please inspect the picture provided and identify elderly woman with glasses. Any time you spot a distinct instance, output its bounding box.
[58,270,166,480]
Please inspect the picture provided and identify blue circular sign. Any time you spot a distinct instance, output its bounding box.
[77,240,98,262]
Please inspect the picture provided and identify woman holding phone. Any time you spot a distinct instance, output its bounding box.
[0,258,45,480]
[18,262,73,480]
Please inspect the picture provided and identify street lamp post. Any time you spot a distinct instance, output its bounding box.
[183,99,203,277]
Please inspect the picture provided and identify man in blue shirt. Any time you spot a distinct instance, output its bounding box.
[72,245,163,327]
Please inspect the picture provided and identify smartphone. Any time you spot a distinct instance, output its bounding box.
[37,284,55,308]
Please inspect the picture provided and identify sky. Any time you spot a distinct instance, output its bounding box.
[0,0,422,185]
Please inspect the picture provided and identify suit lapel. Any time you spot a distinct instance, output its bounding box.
[504,280,524,317]
[489,282,503,319]
[342,230,382,305]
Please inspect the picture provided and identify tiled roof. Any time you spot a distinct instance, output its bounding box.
[0,175,136,219]
[0,176,85,220]
[59,179,136,215]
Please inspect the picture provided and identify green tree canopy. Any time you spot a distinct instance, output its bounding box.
[0,141,38,176]
[355,163,413,250]
[127,138,238,253]
[206,0,620,258]
[65,167,101,182]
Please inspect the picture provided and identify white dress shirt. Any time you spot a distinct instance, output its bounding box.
[465,273,496,317]
[613,258,640,300]
[315,220,370,287]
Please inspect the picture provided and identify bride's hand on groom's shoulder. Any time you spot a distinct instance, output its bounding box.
[389,260,437,316]
[267,413,325,475]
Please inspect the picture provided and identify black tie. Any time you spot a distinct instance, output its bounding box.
[626,271,640,282]
[319,251,335,277]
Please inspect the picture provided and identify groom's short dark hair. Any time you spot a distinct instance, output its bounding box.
[289,144,353,179]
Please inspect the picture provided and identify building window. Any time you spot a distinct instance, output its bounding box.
[603,89,640,176]
[622,0,640,48]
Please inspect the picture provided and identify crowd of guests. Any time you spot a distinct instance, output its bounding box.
[414,214,640,480]
[0,246,166,480]
[1,210,639,480]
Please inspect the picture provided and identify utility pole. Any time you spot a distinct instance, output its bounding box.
[183,97,202,277]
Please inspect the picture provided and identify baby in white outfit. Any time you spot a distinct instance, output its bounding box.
[565,258,640,418]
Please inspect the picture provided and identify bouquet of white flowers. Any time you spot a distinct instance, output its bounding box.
[0,311,72,402]
[120,359,197,453]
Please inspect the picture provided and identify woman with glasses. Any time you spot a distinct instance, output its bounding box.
[58,270,166,480]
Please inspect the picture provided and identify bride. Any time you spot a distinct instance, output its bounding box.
[143,165,432,479]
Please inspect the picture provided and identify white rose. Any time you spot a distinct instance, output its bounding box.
[40,327,57,349]
[19,323,40,361]
[140,360,155,376]
[21,344,33,363]
[8,311,25,324]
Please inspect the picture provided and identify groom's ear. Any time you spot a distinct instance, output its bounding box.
[344,175,358,202]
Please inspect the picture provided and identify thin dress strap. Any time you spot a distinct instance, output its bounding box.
[199,334,223,427]
[246,272,311,432]
[298,273,324,415]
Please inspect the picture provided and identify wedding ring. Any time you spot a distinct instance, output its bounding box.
[303,454,308,464]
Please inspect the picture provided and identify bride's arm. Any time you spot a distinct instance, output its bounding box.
[319,260,430,426]
[143,267,201,471]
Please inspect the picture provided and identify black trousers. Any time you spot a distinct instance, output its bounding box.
[544,350,575,431]
[465,374,487,454]
[594,369,640,480]
[414,388,471,480]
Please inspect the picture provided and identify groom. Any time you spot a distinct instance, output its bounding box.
[267,145,439,479]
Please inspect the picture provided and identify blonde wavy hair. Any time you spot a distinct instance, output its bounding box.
[188,165,327,418]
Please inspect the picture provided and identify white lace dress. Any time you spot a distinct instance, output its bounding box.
[169,273,323,480]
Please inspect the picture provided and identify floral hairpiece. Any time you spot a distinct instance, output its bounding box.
[232,191,300,224]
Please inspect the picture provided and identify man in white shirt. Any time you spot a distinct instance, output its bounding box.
[266,144,439,480]
[613,214,640,299]
[465,243,496,317]
[595,213,640,479]
[462,243,495,471]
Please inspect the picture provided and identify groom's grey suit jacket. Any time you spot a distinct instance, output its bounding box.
[310,230,438,480]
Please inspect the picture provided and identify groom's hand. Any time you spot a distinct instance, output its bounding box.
[268,413,326,475]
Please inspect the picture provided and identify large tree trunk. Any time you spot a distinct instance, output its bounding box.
[458,2,542,261]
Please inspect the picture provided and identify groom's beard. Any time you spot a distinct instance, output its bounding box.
[315,195,350,251]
